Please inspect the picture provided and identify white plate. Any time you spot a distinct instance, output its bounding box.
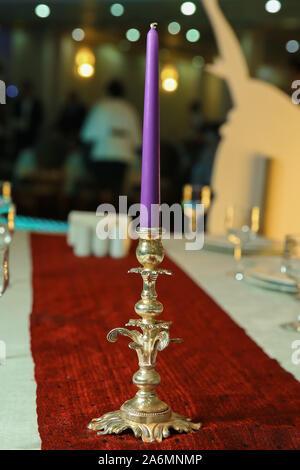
[204,234,279,254]
[243,273,297,293]
[247,265,296,287]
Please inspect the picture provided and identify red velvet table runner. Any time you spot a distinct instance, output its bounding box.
[30,234,300,450]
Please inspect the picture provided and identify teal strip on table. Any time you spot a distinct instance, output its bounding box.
[0,215,68,233]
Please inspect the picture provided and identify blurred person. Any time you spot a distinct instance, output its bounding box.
[80,79,141,202]
[12,80,43,155]
[35,126,68,170]
[189,100,204,137]
[62,149,91,197]
[176,100,205,188]
[190,123,220,186]
[13,124,67,183]
[57,90,86,143]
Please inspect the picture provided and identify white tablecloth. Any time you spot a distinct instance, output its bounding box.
[164,238,300,381]
[0,231,41,450]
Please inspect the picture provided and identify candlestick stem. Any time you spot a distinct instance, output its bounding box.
[88,229,201,442]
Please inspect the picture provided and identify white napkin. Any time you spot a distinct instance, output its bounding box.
[68,211,131,258]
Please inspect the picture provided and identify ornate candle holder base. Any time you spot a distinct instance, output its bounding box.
[88,228,201,443]
[88,411,200,443]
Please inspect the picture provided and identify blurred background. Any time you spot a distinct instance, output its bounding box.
[0,0,299,221]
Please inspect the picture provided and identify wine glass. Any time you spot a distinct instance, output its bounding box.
[182,184,212,233]
[280,235,300,332]
[225,205,260,280]
[0,182,15,293]
[0,224,12,296]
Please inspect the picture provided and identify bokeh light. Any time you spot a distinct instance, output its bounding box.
[162,79,178,92]
[180,2,196,16]
[168,22,181,35]
[75,47,95,78]
[78,63,94,78]
[75,48,95,66]
[265,0,281,14]
[72,28,85,42]
[286,40,300,53]
[34,4,51,18]
[6,85,19,98]
[126,28,140,42]
[110,3,124,17]
[186,29,200,43]
[161,65,179,93]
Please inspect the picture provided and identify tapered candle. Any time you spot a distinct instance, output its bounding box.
[140,23,160,229]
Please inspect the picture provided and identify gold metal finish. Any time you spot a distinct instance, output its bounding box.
[182,184,193,203]
[251,206,260,234]
[234,244,242,261]
[88,228,201,442]
[201,186,211,212]
[2,181,11,201]
[8,204,15,233]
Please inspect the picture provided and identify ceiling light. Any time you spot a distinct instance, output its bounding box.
[110,3,124,17]
[6,85,19,98]
[161,65,179,92]
[265,1,281,14]
[286,40,300,53]
[181,2,196,16]
[72,28,85,42]
[78,64,94,78]
[168,22,181,35]
[126,28,140,42]
[34,4,51,18]
[162,78,178,92]
[75,48,95,66]
[186,29,200,43]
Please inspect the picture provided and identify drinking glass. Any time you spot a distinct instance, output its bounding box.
[0,224,12,296]
[0,182,15,293]
[225,205,260,280]
[182,184,212,233]
[280,235,300,332]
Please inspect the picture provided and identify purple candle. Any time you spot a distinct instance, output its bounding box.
[140,23,160,229]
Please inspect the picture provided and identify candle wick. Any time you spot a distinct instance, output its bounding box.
[150,22,158,29]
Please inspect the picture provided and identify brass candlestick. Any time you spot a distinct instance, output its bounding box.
[88,228,201,442]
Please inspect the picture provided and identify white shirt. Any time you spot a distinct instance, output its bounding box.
[80,98,141,163]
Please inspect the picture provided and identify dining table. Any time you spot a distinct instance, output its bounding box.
[0,230,299,450]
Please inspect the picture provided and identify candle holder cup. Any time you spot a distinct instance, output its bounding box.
[88,227,201,442]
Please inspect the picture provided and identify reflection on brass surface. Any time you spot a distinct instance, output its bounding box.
[88,228,201,442]
[88,411,201,443]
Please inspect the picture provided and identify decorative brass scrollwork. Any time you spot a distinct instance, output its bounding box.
[88,228,201,442]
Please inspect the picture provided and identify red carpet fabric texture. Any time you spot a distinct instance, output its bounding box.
[30,234,300,450]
